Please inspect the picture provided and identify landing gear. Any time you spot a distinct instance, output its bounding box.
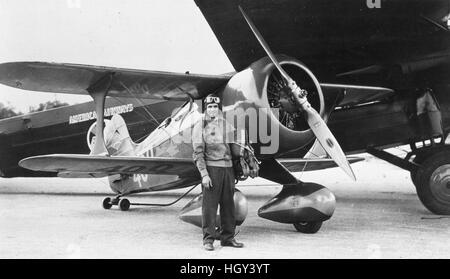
[101,185,199,212]
[257,182,335,234]
[367,139,450,215]
[118,198,130,211]
[410,156,424,188]
[102,197,112,210]
[415,152,450,215]
[410,168,420,188]
[101,196,131,211]
[293,221,323,234]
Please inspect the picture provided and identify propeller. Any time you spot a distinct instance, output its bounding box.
[239,6,356,181]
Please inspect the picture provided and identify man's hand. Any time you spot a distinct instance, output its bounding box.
[202,175,212,189]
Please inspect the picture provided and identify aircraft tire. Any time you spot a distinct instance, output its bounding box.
[293,221,322,234]
[410,155,427,188]
[102,197,112,210]
[415,152,450,215]
[119,199,130,211]
[410,171,419,188]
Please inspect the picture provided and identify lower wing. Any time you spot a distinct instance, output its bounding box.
[19,154,363,184]
[259,157,364,185]
[19,154,198,178]
[278,157,364,172]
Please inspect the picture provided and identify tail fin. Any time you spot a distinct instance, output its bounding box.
[104,114,137,194]
[104,114,136,156]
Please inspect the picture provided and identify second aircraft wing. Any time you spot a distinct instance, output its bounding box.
[0,62,232,101]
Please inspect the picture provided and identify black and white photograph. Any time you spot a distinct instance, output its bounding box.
[0,0,449,263]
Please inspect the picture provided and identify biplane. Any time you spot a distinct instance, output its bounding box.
[0,0,449,233]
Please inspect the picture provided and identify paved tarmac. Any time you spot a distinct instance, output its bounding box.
[1,155,449,258]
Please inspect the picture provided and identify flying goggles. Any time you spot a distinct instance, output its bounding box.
[204,96,221,105]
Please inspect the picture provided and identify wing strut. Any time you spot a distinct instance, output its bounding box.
[87,72,114,156]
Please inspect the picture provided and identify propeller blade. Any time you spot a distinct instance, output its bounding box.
[303,105,356,181]
[239,6,356,181]
[239,6,291,82]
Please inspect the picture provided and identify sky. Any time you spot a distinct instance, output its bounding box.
[0,0,234,113]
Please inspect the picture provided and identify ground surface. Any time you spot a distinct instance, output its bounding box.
[1,155,449,258]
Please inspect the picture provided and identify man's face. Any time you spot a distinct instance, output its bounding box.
[206,103,219,119]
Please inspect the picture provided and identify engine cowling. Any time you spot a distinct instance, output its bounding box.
[220,55,339,157]
[266,57,325,132]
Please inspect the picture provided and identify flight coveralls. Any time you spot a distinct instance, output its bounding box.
[192,114,237,244]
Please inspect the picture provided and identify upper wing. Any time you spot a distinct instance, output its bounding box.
[0,62,232,100]
[19,154,199,178]
[195,0,449,75]
[0,61,392,107]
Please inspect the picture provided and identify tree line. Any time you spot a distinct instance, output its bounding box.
[0,100,69,120]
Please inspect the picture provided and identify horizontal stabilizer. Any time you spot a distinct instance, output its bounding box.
[0,62,231,100]
[19,154,198,177]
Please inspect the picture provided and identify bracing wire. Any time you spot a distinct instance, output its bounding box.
[119,81,161,126]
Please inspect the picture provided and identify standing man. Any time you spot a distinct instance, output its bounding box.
[192,94,244,251]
